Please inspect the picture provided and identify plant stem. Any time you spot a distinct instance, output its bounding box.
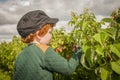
[107,52,113,61]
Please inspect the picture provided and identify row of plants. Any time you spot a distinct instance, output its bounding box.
[0,69,11,80]
[0,36,26,78]
[0,8,120,80]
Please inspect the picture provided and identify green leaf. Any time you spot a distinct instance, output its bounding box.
[80,53,91,70]
[82,41,91,53]
[111,59,120,74]
[101,18,113,23]
[103,27,117,40]
[110,43,120,58]
[100,67,111,80]
[85,48,93,67]
[118,31,120,37]
[95,45,104,57]
[82,21,87,30]
[93,32,108,45]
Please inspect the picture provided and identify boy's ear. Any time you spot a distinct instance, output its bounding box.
[36,31,41,39]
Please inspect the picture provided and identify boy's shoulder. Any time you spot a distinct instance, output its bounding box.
[35,44,49,53]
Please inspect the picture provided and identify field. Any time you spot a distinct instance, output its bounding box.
[0,9,120,80]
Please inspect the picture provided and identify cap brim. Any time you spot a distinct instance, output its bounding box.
[47,18,59,24]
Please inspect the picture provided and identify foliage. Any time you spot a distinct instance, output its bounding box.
[0,69,11,80]
[68,8,120,80]
[0,36,26,78]
[111,8,120,23]
[0,8,120,80]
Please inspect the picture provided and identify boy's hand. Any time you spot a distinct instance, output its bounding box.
[54,45,64,53]
[72,45,79,52]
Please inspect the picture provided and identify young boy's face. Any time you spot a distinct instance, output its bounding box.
[39,27,53,45]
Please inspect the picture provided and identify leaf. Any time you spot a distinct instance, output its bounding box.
[111,59,120,74]
[103,27,117,40]
[95,45,104,57]
[82,41,98,68]
[80,53,91,70]
[82,41,91,53]
[82,21,87,31]
[93,32,108,45]
[100,67,111,80]
[110,43,120,58]
[118,31,120,37]
[101,18,113,23]
[85,48,93,67]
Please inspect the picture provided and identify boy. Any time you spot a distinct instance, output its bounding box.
[13,10,82,80]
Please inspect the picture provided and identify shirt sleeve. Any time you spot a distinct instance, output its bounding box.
[44,47,82,75]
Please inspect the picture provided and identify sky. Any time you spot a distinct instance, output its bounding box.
[0,0,120,42]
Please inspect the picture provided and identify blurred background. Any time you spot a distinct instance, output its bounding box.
[0,0,120,42]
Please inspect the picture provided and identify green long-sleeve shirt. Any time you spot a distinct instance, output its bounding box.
[13,43,82,80]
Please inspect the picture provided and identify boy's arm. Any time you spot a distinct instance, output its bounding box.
[44,47,82,75]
